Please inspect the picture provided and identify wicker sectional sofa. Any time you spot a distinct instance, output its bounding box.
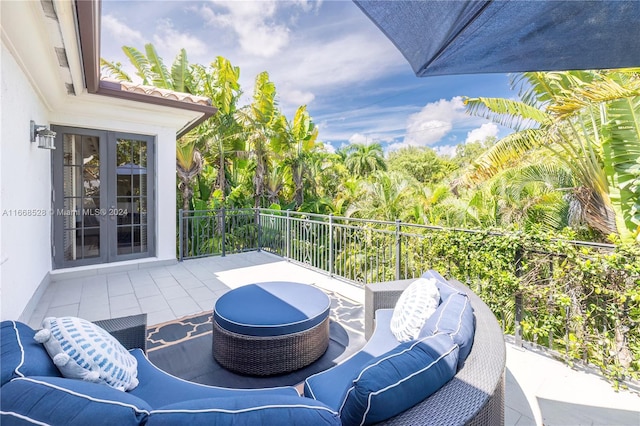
[1,272,505,426]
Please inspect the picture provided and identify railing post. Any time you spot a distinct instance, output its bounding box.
[178,209,184,261]
[395,219,401,280]
[329,214,334,277]
[514,246,524,347]
[256,208,262,252]
[286,210,291,260]
[221,207,226,257]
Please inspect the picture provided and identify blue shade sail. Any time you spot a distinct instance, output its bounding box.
[353,1,640,76]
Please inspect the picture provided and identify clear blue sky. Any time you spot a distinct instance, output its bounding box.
[101,0,515,155]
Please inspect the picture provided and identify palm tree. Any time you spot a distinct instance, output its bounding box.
[236,72,278,208]
[347,171,412,221]
[191,57,244,201]
[460,69,640,241]
[344,143,387,177]
[176,138,203,212]
[272,105,319,208]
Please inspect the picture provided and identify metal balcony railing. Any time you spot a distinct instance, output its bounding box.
[178,207,638,385]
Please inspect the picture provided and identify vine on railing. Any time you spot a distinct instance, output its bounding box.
[178,208,639,386]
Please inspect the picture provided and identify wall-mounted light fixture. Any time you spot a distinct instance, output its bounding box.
[30,120,56,149]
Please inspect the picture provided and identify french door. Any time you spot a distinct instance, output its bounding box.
[52,126,155,269]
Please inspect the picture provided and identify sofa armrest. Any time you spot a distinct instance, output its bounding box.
[94,313,147,353]
[364,279,415,340]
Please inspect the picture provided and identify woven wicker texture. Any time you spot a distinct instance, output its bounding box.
[212,316,330,376]
[366,279,505,426]
[94,313,147,353]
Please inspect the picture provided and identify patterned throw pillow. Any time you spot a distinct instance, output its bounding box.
[390,278,440,342]
[34,317,139,391]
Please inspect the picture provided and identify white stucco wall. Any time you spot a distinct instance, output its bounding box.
[1,43,54,320]
[1,1,205,321]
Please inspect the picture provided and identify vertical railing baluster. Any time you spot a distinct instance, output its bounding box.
[329,214,334,277]
[395,219,401,280]
[221,207,226,257]
[178,209,184,261]
[256,209,262,251]
[514,246,524,347]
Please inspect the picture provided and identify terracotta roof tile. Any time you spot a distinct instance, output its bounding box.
[100,78,212,107]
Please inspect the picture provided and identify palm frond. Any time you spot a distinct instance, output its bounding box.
[145,43,172,89]
[458,129,546,185]
[465,97,550,130]
[602,96,640,240]
[171,49,189,93]
[99,59,132,82]
[122,46,152,84]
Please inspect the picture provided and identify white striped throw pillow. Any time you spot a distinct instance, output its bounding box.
[34,316,138,391]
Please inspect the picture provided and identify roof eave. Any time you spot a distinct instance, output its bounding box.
[75,0,216,137]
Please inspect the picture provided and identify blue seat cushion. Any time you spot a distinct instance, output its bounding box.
[339,333,459,426]
[304,309,399,411]
[1,321,60,386]
[0,376,151,426]
[304,350,376,411]
[213,282,330,337]
[146,395,341,425]
[129,349,299,408]
[419,292,475,367]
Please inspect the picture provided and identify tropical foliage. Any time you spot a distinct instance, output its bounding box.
[103,45,639,244]
[104,45,640,387]
[460,70,640,242]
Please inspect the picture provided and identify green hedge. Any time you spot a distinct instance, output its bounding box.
[401,228,639,387]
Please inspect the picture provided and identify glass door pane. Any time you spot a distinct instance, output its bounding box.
[115,138,148,256]
[61,134,102,261]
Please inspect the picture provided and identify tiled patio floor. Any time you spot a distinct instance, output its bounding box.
[28,252,639,425]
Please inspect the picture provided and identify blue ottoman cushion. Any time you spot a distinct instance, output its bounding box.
[0,376,151,426]
[213,282,330,336]
[146,395,341,425]
[1,321,60,386]
[339,333,459,426]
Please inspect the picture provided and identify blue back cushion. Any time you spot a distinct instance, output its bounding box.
[146,395,341,425]
[0,376,151,426]
[420,292,475,367]
[1,321,60,386]
[421,270,459,300]
[339,333,459,426]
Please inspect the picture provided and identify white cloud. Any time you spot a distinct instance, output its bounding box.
[201,2,290,58]
[280,86,315,106]
[321,141,336,154]
[292,0,323,13]
[433,145,458,158]
[348,133,370,145]
[465,122,499,144]
[102,15,144,44]
[153,19,207,57]
[401,97,467,147]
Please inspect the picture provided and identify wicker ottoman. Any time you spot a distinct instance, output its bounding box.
[212,282,331,376]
